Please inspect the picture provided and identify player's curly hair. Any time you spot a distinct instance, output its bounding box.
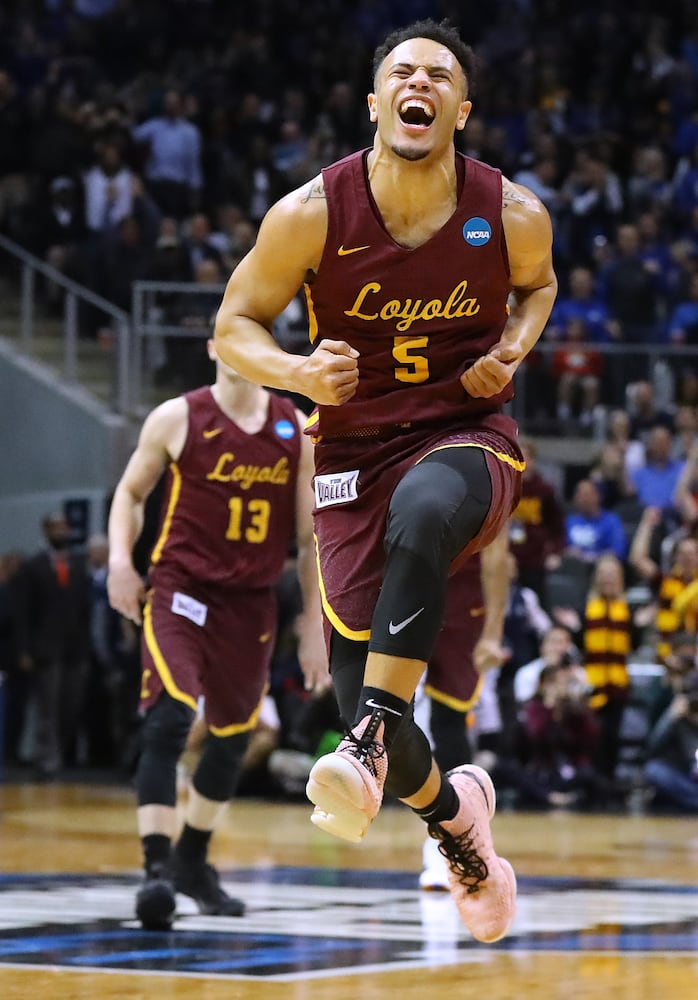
[372,18,478,97]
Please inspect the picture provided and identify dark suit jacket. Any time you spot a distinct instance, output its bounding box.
[15,549,91,664]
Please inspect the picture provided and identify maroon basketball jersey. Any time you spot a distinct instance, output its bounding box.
[305,150,513,439]
[148,388,300,590]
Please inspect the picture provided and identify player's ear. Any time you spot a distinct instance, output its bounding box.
[367,93,377,123]
[455,100,472,131]
[207,338,217,361]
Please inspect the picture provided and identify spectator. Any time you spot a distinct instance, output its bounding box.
[551,317,605,428]
[671,405,698,462]
[87,189,161,337]
[564,479,628,562]
[630,516,698,663]
[601,223,663,346]
[589,442,637,510]
[521,661,604,810]
[508,436,565,598]
[643,670,698,813]
[25,176,87,312]
[82,533,139,768]
[626,145,673,216]
[513,155,563,222]
[630,425,685,514]
[582,554,632,784]
[673,438,698,524]
[641,629,697,731]
[514,624,580,705]
[182,212,225,275]
[235,135,289,225]
[147,217,193,284]
[606,408,646,477]
[14,514,91,780]
[165,257,224,389]
[672,139,698,217]
[0,551,25,764]
[546,266,617,344]
[560,150,624,267]
[666,272,698,345]
[626,380,675,443]
[82,140,137,237]
[503,551,553,674]
[132,89,202,219]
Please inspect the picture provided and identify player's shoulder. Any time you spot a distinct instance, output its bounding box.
[140,393,189,442]
[500,175,553,250]
[257,174,328,268]
[501,175,549,220]
[270,173,328,228]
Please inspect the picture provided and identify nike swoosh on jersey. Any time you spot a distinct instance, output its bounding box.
[337,244,370,256]
[203,428,223,439]
[388,607,425,635]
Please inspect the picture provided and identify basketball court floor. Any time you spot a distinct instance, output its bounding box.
[0,779,696,999]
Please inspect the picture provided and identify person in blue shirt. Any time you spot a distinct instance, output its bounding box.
[132,90,202,220]
[564,479,628,562]
[547,266,616,343]
[631,425,686,513]
[667,273,698,345]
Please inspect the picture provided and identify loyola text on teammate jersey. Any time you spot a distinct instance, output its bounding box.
[205,454,291,489]
[344,279,481,332]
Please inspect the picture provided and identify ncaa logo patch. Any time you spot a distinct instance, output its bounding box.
[275,419,296,439]
[463,217,492,246]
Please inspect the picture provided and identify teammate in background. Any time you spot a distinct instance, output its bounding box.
[107,340,328,930]
[419,530,510,890]
[213,18,556,943]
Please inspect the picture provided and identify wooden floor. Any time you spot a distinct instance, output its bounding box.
[0,778,697,999]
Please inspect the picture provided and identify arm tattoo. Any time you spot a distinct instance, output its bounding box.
[501,179,528,208]
[301,179,326,203]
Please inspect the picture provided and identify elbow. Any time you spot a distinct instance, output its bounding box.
[212,305,227,342]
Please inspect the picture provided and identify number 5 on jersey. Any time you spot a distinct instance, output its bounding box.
[393,335,429,383]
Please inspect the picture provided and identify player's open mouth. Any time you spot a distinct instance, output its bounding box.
[398,99,434,129]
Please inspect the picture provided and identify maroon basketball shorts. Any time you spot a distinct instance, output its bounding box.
[140,581,277,734]
[313,424,522,642]
[425,562,484,710]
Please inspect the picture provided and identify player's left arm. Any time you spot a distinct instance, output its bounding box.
[461,179,558,399]
[473,527,511,674]
[292,414,331,693]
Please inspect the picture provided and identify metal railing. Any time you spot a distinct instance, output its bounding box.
[131,279,225,413]
[0,233,131,413]
[512,339,698,433]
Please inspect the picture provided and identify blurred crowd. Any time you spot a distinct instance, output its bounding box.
[2,1,698,809]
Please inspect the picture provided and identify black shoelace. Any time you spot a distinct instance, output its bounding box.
[429,823,489,894]
[341,713,387,776]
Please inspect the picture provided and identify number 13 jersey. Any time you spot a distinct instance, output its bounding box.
[148,387,301,591]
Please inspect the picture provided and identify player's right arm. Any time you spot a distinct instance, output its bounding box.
[107,396,188,624]
[214,177,359,406]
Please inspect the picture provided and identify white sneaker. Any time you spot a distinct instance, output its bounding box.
[419,832,450,891]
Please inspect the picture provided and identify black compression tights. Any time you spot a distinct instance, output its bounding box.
[368,445,493,662]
